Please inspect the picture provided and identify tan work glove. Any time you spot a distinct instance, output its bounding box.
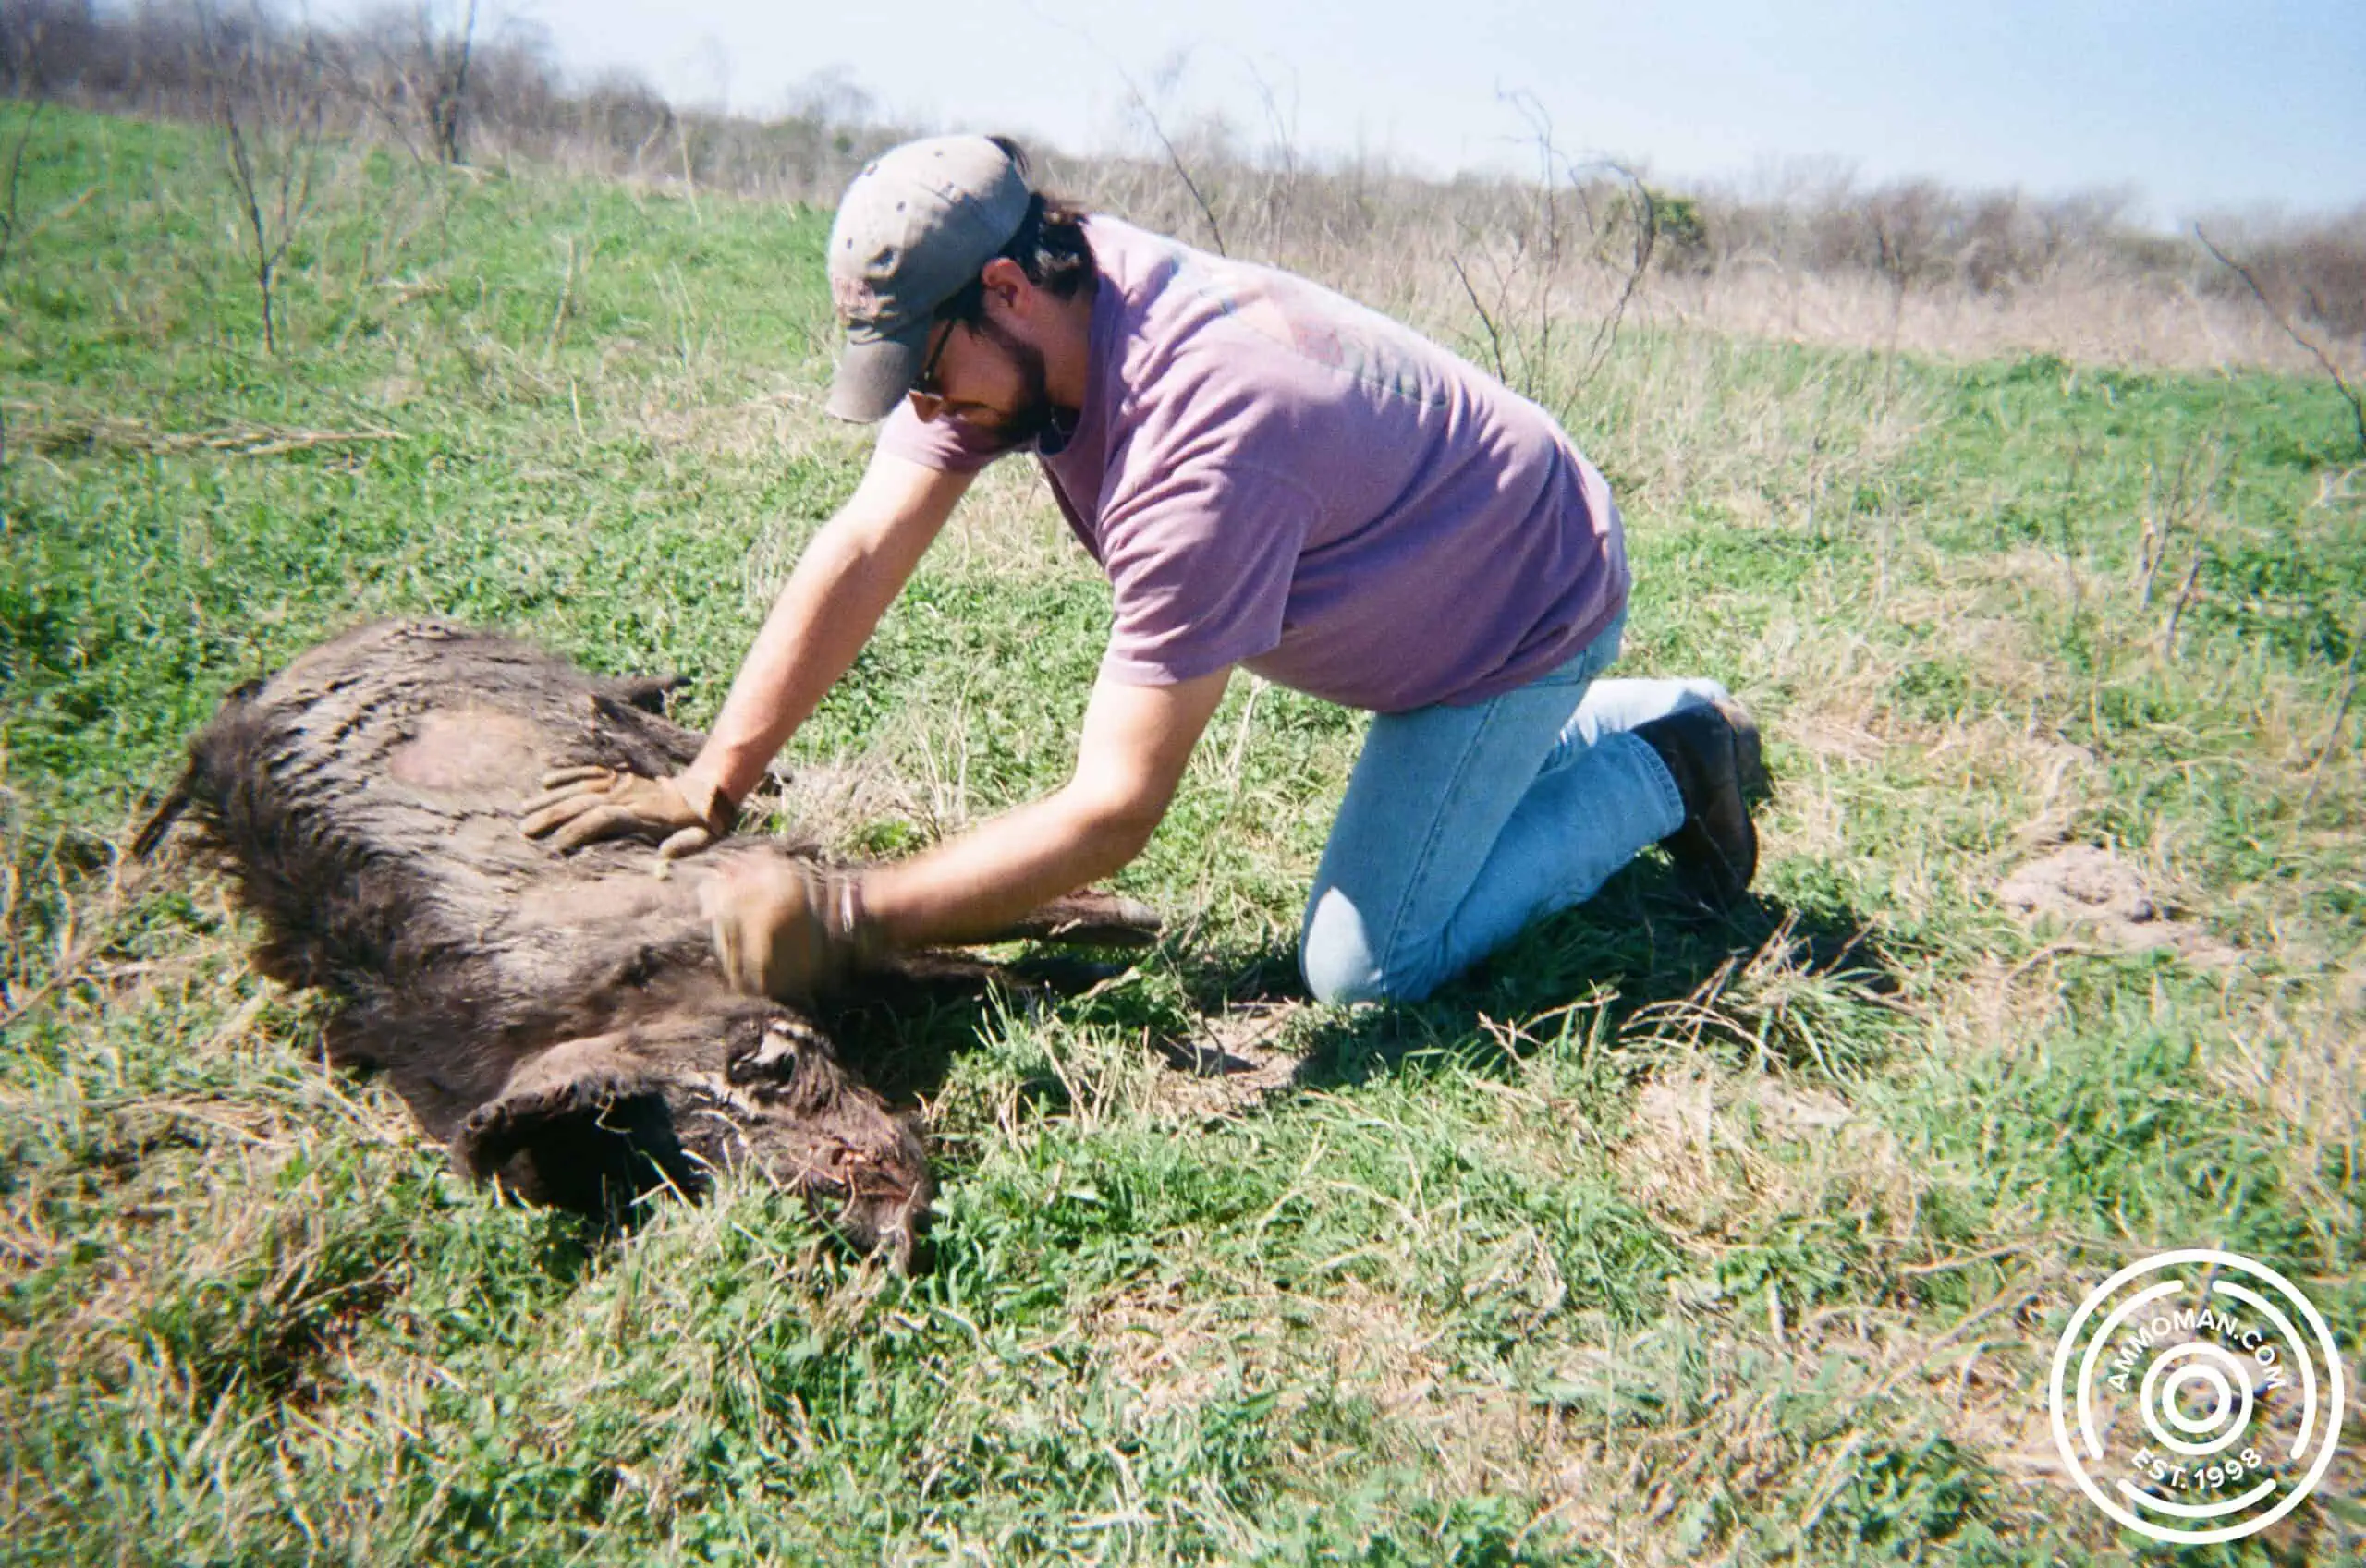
[699,856,881,1006]
[519,766,736,858]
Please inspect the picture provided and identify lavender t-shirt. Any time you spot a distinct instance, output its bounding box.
[877,218,1627,713]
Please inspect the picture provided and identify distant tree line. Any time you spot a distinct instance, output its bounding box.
[0,0,910,201]
[4,0,2359,343]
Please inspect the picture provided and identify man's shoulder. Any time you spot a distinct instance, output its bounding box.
[1080,214,1196,275]
[1122,249,1466,428]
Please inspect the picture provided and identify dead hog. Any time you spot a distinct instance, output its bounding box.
[140,620,1154,1268]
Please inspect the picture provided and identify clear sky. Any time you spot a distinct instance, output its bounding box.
[459,0,2362,224]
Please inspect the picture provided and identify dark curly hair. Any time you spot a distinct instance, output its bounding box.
[934,137,1097,323]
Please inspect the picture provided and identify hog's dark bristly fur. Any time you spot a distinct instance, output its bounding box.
[140,622,950,1259]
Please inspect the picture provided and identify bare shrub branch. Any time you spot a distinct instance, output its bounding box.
[2303,605,2364,807]
[196,1,330,355]
[0,91,43,275]
[2189,221,2366,796]
[0,36,42,471]
[1443,93,1657,420]
[1116,53,1225,257]
[2197,225,2366,458]
[1449,255,1509,384]
[1567,159,1659,415]
[421,0,475,164]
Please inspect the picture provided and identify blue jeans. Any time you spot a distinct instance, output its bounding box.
[1299,612,1734,1003]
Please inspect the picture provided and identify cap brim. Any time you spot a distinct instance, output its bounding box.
[825,320,932,423]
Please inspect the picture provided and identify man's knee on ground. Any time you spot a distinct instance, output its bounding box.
[1299,890,1441,1006]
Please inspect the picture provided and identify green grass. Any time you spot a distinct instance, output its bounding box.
[3,106,2361,1563]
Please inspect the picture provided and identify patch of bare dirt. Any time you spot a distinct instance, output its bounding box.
[1622,1068,1884,1229]
[1145,1001,1305,1122]
[1994,845,2239,968]
[1087,1274,1445,1424]
[1636,1075,1855,1145]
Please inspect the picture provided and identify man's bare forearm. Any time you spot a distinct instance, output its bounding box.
[686,457,965,805]
[689,529,896,801]
[860,786,1157,950]
[857,668,1233,949]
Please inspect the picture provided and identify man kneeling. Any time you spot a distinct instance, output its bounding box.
[522,136,1762,1006]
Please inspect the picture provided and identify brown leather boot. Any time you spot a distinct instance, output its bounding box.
[1711,695,1772,806]
[1633,703,1760,909]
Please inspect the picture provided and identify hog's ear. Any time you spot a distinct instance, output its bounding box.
[594,672,685,715]
[724,1012,841,1096]
[452,1033,699,1214]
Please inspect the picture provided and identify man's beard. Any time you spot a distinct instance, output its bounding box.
[970,316,1074,448]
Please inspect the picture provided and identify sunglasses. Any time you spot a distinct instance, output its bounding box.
[908,321,957,419]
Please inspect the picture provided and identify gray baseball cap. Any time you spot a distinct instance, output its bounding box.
[824,136,1033,423]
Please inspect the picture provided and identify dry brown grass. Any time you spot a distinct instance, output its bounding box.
[1640,261,2359,377]
[1067,152,2365,382]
